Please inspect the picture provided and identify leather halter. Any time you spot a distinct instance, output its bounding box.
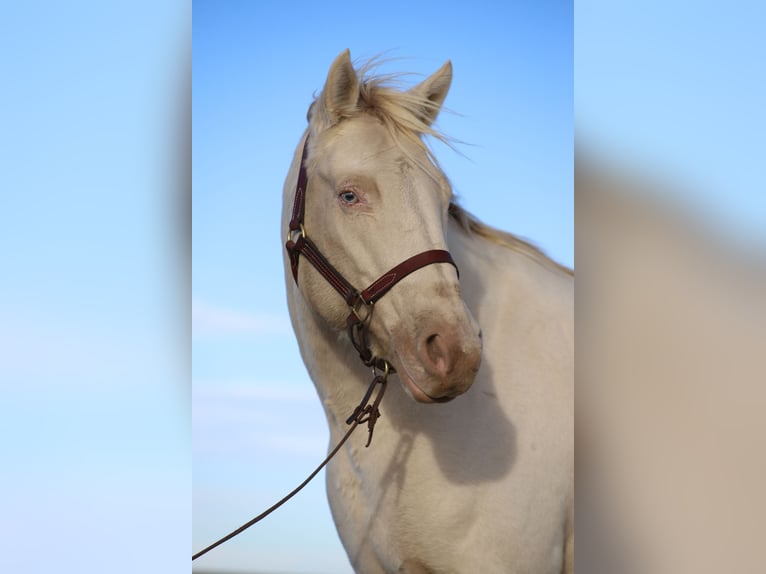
[285,135,459,371]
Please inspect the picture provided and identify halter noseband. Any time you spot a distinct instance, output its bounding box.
[285,135,459,372]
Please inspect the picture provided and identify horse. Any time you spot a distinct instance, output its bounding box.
[281,49,573,574]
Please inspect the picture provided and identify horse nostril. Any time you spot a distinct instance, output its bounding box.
[424,333,449,375]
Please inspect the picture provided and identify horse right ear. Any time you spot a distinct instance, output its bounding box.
[315,49,359,127]
[407,60,452,126]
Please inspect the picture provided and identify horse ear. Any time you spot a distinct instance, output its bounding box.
[408,60,452,126]
[319,49,359,126]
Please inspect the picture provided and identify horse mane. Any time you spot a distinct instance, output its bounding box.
[311,58,573,278]
[448,203,574,277]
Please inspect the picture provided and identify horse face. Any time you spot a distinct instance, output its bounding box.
[294,52,482,403]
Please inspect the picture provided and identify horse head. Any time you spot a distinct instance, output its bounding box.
[288,49,482,403]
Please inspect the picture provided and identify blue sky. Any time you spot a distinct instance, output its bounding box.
[192,1,572,572]
[576,0,766,246]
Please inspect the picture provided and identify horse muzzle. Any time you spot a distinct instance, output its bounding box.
[393,319,482,403]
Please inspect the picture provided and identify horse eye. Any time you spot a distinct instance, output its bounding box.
[339,190,359,204]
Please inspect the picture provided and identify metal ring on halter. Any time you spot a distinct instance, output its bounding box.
[286,224,306,244]
[350,298,373,324]
[372,359,390,379]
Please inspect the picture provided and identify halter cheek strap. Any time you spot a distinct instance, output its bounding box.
[285,135,459,369]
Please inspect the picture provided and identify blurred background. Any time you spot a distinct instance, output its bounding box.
[576,2,766,572]
[0,1,190,572]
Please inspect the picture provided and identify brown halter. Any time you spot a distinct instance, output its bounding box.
[285,134,459,373]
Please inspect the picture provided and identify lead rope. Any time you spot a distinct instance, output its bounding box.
[192,368,388,561]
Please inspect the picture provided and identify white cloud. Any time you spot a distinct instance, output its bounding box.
[193,380,316,403]
[192,298,291,337]
[192,380,327,457]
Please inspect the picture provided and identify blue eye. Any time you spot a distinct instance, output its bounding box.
[339,190,359,204]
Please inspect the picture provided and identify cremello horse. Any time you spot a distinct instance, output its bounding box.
[282,50,573,573]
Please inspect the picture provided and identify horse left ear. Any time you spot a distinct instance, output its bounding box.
[408,60,452,126]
